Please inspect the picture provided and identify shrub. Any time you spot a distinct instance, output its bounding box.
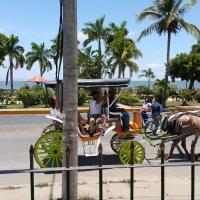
[195,90,200,103]
[118,92,139,106]
[178,89,193,105]
[78,89,88,106]
[16,85,52,108]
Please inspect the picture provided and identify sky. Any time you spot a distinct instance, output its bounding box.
[0,0,200,82]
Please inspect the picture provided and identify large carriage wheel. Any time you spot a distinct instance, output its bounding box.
[119,140,145,164]
[34,131,63,168]
[42,124,55,135]
[110,134,132,154]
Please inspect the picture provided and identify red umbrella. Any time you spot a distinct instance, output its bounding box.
[25,75,48,83]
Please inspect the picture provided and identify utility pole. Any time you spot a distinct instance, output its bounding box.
[62,0,78,199]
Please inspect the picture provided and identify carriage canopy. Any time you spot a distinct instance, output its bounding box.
[45,78,130,89]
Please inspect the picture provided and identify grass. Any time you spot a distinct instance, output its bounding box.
[166,100,200,107]
[0,104,47,109]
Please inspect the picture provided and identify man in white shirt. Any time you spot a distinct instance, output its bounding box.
[89,91,106,135]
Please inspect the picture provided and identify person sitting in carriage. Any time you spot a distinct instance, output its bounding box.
[89,91,107,135]
[108,88,130,131]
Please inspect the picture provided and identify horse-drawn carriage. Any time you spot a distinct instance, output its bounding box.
[33,78,200,168]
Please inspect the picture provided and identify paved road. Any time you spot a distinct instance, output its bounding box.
[0,114,199,186]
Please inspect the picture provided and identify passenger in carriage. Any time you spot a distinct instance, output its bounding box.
[108,88,130,131]
[78,112,88,134]
[89,91,107,135]
[49,95,64,119]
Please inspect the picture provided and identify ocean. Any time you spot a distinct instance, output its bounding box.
[0,80,200,90]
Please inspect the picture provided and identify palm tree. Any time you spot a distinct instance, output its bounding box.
[139,67,155,93]
[82,16,107,78]
[78,46,100,78]
[26,42,52,77]
[137,0,200,106]
[50,35,63,81]
[4,34,25,93]
[0,33,8,65]
[62,0,78,199]
[106,22,142,78]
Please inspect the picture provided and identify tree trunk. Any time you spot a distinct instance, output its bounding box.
[118,64,122,78]
[98,39,102,78]
[163,31,171,106]
[148,77,150,95]
[189,79,195,90]
[10,62,14,93]
[62,0,78,200]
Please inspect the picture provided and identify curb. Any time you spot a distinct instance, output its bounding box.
[0,106,199,115]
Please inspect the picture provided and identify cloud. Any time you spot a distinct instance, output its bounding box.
[78,31,87,44]
[128,31,134,37]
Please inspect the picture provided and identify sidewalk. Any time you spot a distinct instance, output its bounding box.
[0,105,200,115]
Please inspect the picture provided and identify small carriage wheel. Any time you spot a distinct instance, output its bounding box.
[34,131,63,168]
[119,141,145,164]
[110,134,130,154]
[42,124,55,135]
[144,120,154,134]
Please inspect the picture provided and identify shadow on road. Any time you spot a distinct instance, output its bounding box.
[78,154,121,166]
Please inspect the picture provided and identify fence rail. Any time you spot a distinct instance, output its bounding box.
[0,143,199,200]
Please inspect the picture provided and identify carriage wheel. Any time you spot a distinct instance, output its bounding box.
[110,134,130,154]
[119,140,145,164]
[144,120,154,134]
[34,131,63,168]
[42,124,55,135]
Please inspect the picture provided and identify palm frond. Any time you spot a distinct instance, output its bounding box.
[178,0,197,15]
[136,22,160,41]
[179,19,200,39]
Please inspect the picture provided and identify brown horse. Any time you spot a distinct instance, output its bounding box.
[157,111,200,160]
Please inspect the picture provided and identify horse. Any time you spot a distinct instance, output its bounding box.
[157,110,200,160]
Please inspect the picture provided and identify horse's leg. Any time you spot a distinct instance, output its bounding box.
[165,139,180,160]
[191,135,199,161]
[181,137,190,160]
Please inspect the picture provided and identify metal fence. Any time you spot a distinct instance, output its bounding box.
[0,142,199,200]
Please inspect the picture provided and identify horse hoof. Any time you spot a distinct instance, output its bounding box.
[165,154,172,160]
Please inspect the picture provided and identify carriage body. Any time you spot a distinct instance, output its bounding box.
[34,78,148,168]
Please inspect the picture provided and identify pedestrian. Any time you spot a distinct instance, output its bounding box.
[141,99,152,124]
[151,98,162,135]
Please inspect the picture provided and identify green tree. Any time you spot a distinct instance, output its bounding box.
[26,42,52,77]
[139,67,155,93]
[78,46,102,78]
[0,33,8,65]
[82,16,107,78]
[191,39,200,53]
[153,79,166,103]
[137,0,200,106]
[106,21,142,78]
[4,34,25,93]
[169,53,200,89]
[50,35,63,80]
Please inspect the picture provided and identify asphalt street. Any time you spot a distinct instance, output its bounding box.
[0,114,199,187]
